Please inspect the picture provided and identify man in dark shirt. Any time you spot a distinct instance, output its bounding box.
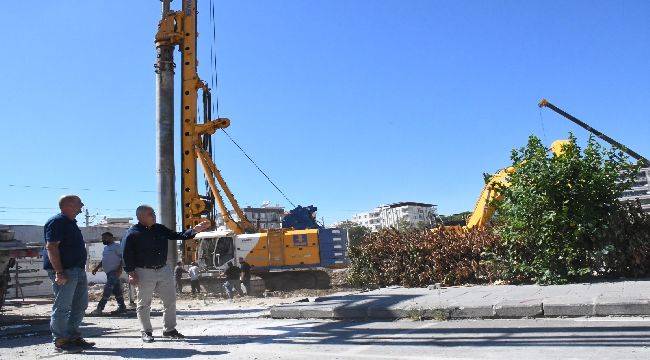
[223,262,244,299]
[43,195,92,354]
[174,261,187,294]
[122,205,210,343]
[239,257,252,296]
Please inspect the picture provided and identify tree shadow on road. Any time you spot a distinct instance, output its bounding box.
[265,290,650,349]
[255,320,650,348]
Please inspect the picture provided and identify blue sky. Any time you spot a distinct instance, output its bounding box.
[1,1,648,227]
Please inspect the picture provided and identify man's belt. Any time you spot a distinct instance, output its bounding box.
[141,264,166,270]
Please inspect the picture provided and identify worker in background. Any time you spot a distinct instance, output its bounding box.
[90,232,126,315]
[188,262,201,294]
[43,195,93,354]
[123,205,210,343]
[174,261,187,294]
[223,261,244,299]
[239,257,252,296]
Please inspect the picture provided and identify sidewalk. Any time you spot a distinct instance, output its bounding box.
[270,280,650,319]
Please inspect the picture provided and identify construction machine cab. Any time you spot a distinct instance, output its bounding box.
[194,229,236,269]
[214,237,235,267]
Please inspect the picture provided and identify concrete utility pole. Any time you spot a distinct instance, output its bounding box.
[156,0,177,266]
[85,209,91,227]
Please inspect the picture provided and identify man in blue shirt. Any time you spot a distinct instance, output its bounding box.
[123,204,210,343]
[43,195,92,354]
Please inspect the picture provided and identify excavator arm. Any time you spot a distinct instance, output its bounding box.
[539,99,650,167]
[464,167,514,229]
[465,98,649,231]
[461,140,569,230]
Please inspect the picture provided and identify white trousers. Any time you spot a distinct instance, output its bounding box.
[135,265,176,333]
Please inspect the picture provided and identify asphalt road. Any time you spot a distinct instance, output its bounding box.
[2,305,650,360]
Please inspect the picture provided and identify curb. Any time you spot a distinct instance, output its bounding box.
[270,301,650,320]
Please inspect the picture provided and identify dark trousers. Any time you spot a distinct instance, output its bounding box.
[190,279,200,294]
[175,276,183,293]
[97,270,125,310]
[223,279,243,299]
[241,278,251,296]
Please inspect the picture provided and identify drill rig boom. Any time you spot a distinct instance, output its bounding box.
[155,0,254,261]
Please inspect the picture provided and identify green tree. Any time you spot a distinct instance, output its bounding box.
[394,218,413,231]
[492,134,647,284]
[439,211,471,226]
[337,221,372,249]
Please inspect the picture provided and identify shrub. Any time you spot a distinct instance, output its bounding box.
[592,200,650,278]
[337,221,372,249]
[347,227,502,287]
[492,134,648,284]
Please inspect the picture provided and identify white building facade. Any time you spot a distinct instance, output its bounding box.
[351,202,437,231]
[214,204,285,231]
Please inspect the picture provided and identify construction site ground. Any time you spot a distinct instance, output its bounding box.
[1,281,650,359]
[2,297,650,360]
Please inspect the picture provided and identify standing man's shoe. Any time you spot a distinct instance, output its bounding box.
[72,337,96,349]
[114,305,128,314]
[142,331,155,343]
[54,339,83,354]
[162,329,186,339]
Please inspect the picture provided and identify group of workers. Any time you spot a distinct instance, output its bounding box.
[42,194,249,354]
[174,258,251,298]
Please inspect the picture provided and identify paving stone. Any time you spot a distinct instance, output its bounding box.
[495,301,543,318]
[542,302,594,316]
[594,300,650,316]
[449,305,495,319]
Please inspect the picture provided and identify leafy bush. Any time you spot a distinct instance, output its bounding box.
[347,227,502,287]
[591,200,650,278]
[337,221,372,249]
[439,211,471,226]
[492,134,649,284]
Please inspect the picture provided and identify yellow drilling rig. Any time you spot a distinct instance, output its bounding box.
[154,0,347,290]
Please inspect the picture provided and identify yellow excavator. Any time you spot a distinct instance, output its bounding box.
[448,139,568,231]
[154,0,347,290]
[451,98,648,230]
